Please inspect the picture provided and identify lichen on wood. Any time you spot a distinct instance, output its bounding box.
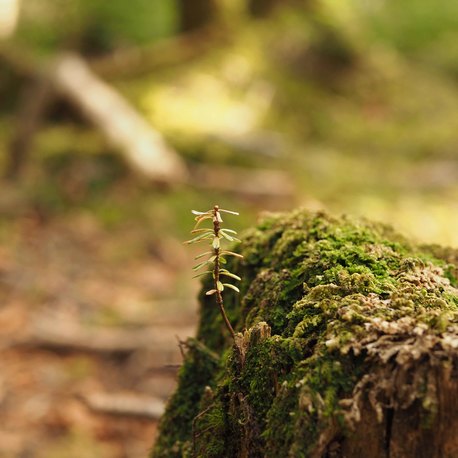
[153,209,458,458]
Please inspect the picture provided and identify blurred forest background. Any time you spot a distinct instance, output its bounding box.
[0,0,458,456]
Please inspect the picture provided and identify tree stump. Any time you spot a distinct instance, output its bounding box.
[153,210,458,457]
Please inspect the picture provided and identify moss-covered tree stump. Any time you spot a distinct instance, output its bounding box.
[153,210,458,457]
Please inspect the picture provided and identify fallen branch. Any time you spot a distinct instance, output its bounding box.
[80,391,165,419]
[50,53,188,183]
[14,315,195,360]
[0,46,188,184]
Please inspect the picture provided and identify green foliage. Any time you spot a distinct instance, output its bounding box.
[357,0,458,53]
[152,339,220,458]
[15,0,178,54]
[184,205,243,337]
[351,0,458,75]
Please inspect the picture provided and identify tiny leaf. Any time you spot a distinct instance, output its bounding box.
[194,251,212,260]
[212,237,220,249]
[223,283,240,293]
[220,271,241,281]
[184,232,213,245]
[192,271,212,278]
[193,215,212,229]
[192,210,211,215]
[217,281,224,292]
[191,228,213,234]
[219,209,239,215]
[221,250,244,258]
[192,260,209,271]
[206,289,217,295]
[220,230,234,242]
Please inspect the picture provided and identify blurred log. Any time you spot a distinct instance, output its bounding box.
[15,315,195,361]
[0,0,20,39]
[81,392,165,419]
[50,54,188,184]
[0,46,188,184]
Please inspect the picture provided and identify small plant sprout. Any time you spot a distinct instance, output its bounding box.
[184,205,243,339]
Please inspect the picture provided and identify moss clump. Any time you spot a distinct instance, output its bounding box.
[152,209,458,457]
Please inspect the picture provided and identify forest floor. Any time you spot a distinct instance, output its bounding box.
[0,180,202,458]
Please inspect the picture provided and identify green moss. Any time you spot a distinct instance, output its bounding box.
[192,395,228,458]
[153,340,220,457]
[152,209,458,457]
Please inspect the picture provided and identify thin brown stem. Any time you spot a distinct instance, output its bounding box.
[212,205,235,339]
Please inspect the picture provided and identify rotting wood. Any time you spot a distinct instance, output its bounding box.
[152,210,458,458]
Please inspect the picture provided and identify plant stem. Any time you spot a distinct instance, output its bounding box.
[212,205,236,339]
